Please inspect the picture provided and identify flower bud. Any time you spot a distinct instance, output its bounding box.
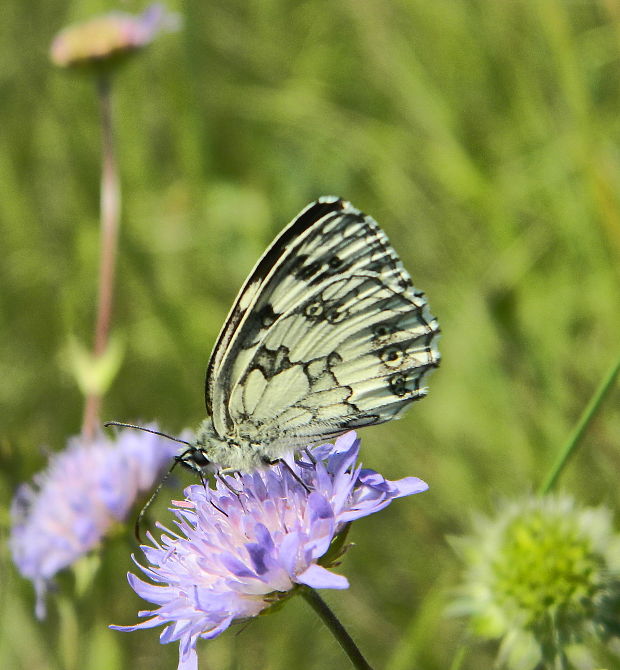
[50,4,179,70]
[449,495,620,669]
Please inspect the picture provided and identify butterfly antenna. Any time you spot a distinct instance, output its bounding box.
[104,421,192,447]
[134,456,185,543]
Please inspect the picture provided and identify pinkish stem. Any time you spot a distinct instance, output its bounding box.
[82,75,120,441]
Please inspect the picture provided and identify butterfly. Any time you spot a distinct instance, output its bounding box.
[109,196,440,476]
[176,195,441,473]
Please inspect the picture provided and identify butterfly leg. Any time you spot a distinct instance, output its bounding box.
[264,457,311,492]
[209,499,229,517]
[303,448,318,466]
[218,466,239,476]
[215,471,248,512]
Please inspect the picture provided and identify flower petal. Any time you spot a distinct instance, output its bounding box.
[296,564,349,590]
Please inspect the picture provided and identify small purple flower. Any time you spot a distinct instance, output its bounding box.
[10,426,179,619]
[112,432,427,670]
[50,4,180,69]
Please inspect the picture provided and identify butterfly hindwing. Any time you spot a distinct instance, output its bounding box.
[229,275,439,450]
[205,197,440,451]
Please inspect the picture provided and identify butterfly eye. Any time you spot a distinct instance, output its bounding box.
[188,450,210,468]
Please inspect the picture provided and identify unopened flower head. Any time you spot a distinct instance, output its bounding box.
[112,432,428,670]
[10,426,179,619]
[50,4,180,69]
[449,495,620,670]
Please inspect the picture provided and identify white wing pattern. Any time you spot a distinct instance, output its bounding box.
[204,196,440,454]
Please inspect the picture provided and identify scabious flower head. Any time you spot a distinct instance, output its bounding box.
[50,4,180,70]
[449,495,620,670]
[112,432,428,670]
[10,426,179,619]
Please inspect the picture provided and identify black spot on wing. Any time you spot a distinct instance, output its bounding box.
[325,305,348,323]
[373,323,393,341]
[251,345,293,381]
[237,303,282,350]
[304,300,324,319]
[259,303,279,327]
[297,261,323,281]
[380,345,405,368]
[389,373,410,397]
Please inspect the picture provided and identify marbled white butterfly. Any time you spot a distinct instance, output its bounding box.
[183,195,440,473]
[109,196,440,475]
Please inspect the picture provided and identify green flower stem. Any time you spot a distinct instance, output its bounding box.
[82,74,121,440]
[57,594,79,670]
[300,587,375,670]
[539,353,620,495]
[447,643,468,670]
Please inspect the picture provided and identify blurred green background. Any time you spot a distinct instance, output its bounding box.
[2,0,620,668]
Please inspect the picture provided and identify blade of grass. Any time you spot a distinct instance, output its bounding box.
[539,354,620,495]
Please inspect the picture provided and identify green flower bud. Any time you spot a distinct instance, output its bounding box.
[449,495,620,669]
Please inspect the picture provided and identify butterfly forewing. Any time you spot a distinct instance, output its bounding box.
[205,199,346,434]
[206,196,440,451]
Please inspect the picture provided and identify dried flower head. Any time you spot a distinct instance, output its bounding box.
[10,426,179,619]
[112,432,428,670]
[50,4,180,70]
[449,495,620,670]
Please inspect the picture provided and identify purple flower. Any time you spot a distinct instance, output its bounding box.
[112,432,427,670]
[50,4,180,69]
[10,426,179,619]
